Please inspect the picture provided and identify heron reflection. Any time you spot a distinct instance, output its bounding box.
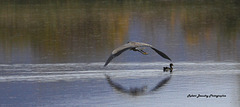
[105,74,172,96]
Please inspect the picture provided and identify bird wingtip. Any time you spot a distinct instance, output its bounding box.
[168,58,172,61]
[103,64,107,67]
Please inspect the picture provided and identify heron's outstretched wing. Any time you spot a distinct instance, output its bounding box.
[104,46,131,67]
[150,47,171,61]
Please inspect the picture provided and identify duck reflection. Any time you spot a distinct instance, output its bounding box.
[105,74,172,96]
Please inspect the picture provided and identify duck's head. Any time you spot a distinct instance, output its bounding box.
[170,63,174,67]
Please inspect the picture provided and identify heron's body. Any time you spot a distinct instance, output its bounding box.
[104,42,171,67]
[111,42,151,55]
[163,63,174,72]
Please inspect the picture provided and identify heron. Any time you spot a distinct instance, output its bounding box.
[104,41,171,67]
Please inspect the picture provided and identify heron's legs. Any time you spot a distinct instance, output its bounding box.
[138,49,148,55]
[131,48,148,55]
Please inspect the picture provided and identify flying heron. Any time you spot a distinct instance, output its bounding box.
[104,41,171,67]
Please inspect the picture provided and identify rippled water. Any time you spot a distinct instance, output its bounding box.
[0,62,239,107]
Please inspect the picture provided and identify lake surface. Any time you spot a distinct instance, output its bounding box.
[0,0,240,107]
[0,62,239,107]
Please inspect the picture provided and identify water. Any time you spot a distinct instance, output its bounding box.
[0,0,240,63]
[0,62,239,107]
[0,0,240,107]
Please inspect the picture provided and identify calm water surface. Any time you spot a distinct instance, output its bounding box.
[0,62,240,107]
[0,0,240,107]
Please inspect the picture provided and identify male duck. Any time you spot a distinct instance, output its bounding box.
[163,63,174,73]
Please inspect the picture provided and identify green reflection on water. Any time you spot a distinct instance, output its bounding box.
[0,0,239,63]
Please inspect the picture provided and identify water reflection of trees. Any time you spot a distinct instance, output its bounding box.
[0,0,239,63]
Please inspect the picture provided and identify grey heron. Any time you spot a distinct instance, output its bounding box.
[104,41,171,67]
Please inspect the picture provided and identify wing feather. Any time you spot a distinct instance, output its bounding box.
[104,47,131,67]
[151,47,171,61]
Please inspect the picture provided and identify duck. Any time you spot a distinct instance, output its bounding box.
[163,63,174,73]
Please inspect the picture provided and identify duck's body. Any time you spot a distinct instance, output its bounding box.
[163,63,174,72]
